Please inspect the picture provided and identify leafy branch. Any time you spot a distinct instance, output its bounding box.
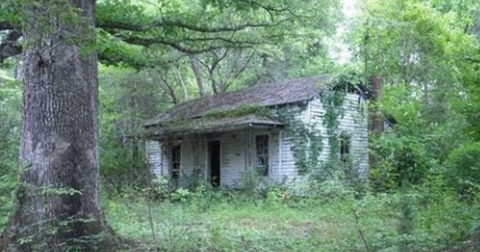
[0,30,21,64]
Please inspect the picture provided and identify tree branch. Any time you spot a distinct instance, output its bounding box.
[97,19,276,33]
[116,35,255,54]
[0,30,22,64]
[236,0,289,13]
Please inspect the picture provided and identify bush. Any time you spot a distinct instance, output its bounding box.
[447,141,480,196]
[370,134,433,192]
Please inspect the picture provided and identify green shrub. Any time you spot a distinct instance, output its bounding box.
[0,173,17,233]
[447,141,480,196]
[370,134,433,191]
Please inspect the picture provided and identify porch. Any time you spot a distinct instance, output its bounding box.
[145,115,285,187]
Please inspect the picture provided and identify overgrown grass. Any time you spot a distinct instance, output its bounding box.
[105,184,480,252]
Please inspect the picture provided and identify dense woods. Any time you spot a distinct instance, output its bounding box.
[1,0,480,251]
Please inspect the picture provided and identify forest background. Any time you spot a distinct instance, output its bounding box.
[1,0,480,251]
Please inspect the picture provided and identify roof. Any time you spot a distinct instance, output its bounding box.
[139,115,284,139]
[144,75,332,127]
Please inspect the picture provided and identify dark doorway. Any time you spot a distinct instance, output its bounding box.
[208,141,221,187]
[171,145,181,190]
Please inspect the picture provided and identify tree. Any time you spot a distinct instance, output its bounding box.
[0,1,113,251]
[347,0,477,185]
[0,0,341,250]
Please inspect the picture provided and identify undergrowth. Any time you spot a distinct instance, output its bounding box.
[105,182,480,252]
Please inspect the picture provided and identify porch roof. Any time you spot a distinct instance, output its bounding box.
[140,115,283,139]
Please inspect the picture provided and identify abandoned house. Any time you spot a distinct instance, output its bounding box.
[143,75,368,188]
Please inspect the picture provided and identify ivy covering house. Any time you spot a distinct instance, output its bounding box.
[141,74,368,188]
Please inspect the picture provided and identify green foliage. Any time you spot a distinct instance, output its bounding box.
[105,183,480,252]
[3,0,480,249]
[98,66,166,194]
[279,107,323,175]
[370,134,432,191]
[0,71,20,233]
[95,0,341,73]
[458,44,480,141]
[322,90,345,160]
[0,174,17,233]
[0,78,20,172]
[369,85,434,191]
[278,74,367,188]
[353,0,474,86]
[446,142,480,196]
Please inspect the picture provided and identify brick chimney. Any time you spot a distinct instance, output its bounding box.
[368,75,384,134]
[368,75,384,168]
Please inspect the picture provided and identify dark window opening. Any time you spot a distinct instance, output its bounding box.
[208,140,221,187]
[339,134,351,163]
[256,135,269,176]
[171,145,181,186]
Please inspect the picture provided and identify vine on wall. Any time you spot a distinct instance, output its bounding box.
[277,88,346,179]
[278,73,364,182]
[278,106,323,175]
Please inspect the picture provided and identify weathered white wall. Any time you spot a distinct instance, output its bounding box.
[275,103,310,182]
[180,139,195,178]
[146,140,166,176]
[220,131,246,186]
[147,128,284,187]
[145,92,368,187]
[308,92,368,177]
[340,93,369,176]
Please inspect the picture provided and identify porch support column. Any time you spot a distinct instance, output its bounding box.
[278,130,283,182]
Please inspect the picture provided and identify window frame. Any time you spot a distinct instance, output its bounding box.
[171,144,181,181]
[339,133,351,163]
[255,134,270,176]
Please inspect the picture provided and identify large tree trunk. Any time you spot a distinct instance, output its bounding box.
[1,1,113,251]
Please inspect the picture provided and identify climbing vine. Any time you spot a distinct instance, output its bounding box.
[322,90,345,157]
[277,106,323,175]
[278,72,364,181]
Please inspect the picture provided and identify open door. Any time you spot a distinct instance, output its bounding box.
[208,140,221,187]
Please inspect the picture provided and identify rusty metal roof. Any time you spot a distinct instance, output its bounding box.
[144,75,331,127]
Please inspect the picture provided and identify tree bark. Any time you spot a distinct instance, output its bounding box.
[174,66,190,100]
[189,55,206,97]
[1,1,113,251]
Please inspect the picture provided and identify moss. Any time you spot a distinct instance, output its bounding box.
[161,118,192,128]
[203,104,269,119]
[161,104,270,129]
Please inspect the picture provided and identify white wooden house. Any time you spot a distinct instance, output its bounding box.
[142,75,368,188]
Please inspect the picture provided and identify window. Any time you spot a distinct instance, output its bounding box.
[171,145,181,182]
[339,134,351,163]
[256,135,269,176]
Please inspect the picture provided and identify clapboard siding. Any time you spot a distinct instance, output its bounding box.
[180,140,194,176]
[220,131,246,186]
[147,92,368,188]
[308,93,368,176]
[269,130,280,182]
[276,103,310,181]
[146,140,170,176]
[146,140,162,175]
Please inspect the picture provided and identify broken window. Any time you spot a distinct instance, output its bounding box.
[171,145,181,185]
[256,135,269,176]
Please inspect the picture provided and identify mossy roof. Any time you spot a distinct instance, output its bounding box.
[144,74,331,127]
[139,115,284,139]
